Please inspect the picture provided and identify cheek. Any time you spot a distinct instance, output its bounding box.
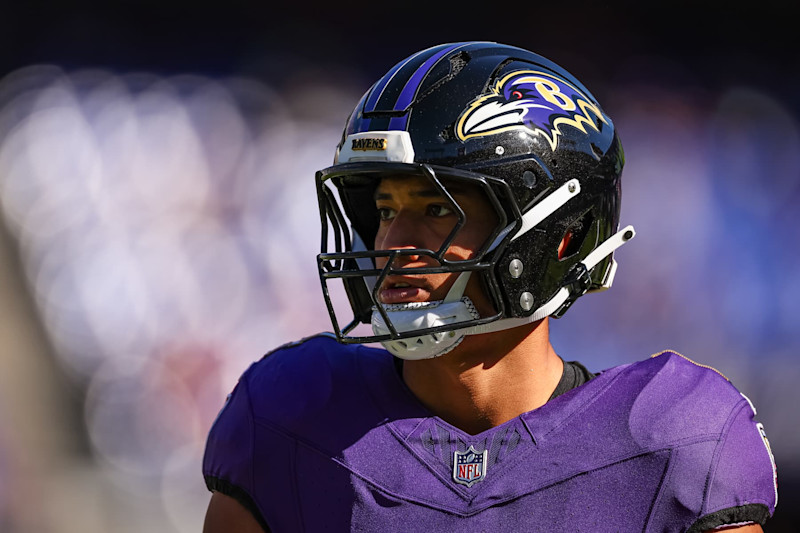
[442,245,473,262]
[446,228,490,260]
[374,224,387,249]
[373,228,392,269]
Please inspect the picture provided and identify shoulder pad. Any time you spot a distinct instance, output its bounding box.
[625,350,746,447]
[259,332,338,360]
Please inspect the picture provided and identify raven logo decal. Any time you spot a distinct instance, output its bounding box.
[456,70,609,150]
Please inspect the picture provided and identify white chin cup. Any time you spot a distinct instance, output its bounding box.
[371,297,480,360]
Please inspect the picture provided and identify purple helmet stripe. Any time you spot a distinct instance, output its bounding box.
[359,44,466,133]
[393,44,461,112]
[363,49,427,114]
[387,43,463,130]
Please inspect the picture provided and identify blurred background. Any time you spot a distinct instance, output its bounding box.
[0,2,797,531]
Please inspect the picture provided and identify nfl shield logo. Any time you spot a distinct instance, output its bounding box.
[453,446,488,487]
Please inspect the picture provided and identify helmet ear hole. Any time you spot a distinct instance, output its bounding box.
[559,212,594,260]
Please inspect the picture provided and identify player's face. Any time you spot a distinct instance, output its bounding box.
[373,175,499,315]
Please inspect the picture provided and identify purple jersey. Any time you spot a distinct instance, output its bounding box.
[203,334,777,532]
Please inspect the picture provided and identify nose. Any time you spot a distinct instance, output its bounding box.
[375,210,426,264]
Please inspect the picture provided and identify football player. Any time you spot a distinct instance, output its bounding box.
[203,42,777,532]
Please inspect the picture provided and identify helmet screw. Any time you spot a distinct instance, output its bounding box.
[568,182,577,193]
[509,259,524,278]
[495,145,505,155]
[520,292,534,311]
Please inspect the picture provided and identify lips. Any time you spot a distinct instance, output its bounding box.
[378,276,432,304]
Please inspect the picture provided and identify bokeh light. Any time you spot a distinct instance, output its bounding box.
[0,65,361,532]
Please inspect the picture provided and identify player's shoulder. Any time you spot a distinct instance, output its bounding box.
[627,349,740,398]
[244,331,370,370]
[618,351,778,523]
[608,348,736,386]
[241,331,384,385]
[235,332,393,426]
[601,350,751,443]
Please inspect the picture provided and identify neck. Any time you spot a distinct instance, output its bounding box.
[401,318,563,435]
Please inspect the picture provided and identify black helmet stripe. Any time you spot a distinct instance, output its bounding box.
[393,45,463,111]
[360,43,464,133]
[362,48,428,114]
[365,43,459,114]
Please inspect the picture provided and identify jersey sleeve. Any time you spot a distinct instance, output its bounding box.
[203,366,271,531]
[689,395,778,532]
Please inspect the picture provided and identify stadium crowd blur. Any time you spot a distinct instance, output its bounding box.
[0,4,798,532]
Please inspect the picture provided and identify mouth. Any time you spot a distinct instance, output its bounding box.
[378,277,432,304]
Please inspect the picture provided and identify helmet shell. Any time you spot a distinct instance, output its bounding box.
[321,41,624,339]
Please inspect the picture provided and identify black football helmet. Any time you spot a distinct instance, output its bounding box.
[316,41,634,359]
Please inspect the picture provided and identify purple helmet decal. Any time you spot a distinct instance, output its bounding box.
[456,70,609,150]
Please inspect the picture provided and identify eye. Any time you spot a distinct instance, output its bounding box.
[377,207,396,221]
[511,90,524,100]
[427,204,453,217]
